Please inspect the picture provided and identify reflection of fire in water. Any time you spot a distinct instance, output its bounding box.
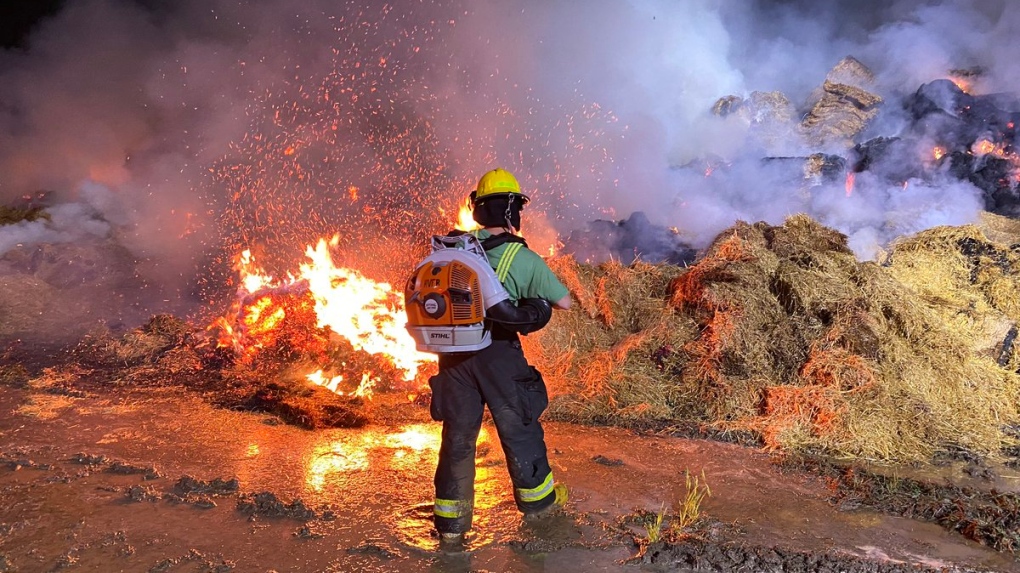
[304,425,491,491]
[214,235,437,396]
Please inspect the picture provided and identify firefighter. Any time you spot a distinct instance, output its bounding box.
[431,168,572,545]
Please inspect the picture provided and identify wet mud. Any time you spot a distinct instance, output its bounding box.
[0,385,1018,572]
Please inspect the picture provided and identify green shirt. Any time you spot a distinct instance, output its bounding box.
[470,230,569,304]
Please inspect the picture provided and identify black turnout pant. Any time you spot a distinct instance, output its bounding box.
[430,338,555,534]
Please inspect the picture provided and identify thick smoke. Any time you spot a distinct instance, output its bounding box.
[0,0,1014,318]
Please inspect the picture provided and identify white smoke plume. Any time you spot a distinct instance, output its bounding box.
[0,0,1014,313]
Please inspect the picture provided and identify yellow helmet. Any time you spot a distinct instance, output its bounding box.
[473,168,530,204]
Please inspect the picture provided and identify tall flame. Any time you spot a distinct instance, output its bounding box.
[300,237,433,380]
[216,236,436,396]
[455,197,479,231]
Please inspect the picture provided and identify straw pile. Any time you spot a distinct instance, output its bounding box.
[523,258,696,424]
[527,214,1020,461]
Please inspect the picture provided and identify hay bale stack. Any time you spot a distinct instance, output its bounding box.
[802,57,882,148]
[533,214,1020,462]
[978,210,1020,246]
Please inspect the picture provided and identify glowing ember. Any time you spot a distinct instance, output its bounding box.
[971,138,995,154]
[973,139,1006,157]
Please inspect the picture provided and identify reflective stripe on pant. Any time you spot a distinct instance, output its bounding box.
[431,339,555,534]
[434,497,472,520]
[516,471,554,504]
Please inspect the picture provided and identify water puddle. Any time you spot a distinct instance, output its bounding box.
[0,386,1016,572]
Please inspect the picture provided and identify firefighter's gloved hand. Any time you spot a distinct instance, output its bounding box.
[487,298,553,335]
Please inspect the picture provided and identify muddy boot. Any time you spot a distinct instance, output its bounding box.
[523,483,568,521]
[437,531,466,551]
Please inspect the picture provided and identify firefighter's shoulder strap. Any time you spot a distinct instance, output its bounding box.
[456,230,529,282]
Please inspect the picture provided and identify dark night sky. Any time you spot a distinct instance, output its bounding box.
[0,0,66,48]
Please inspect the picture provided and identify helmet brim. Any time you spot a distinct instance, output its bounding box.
[473,191,530,204]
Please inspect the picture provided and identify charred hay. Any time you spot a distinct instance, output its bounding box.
[528,214,1020,462]
[15,310,380,429]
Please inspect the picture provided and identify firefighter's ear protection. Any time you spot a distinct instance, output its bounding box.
[472,195,523,230]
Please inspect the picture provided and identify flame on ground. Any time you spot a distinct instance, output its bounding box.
[215,236,436,397]
[300,236,433,380]
[306,370,377,398]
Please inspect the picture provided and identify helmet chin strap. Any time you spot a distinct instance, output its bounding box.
[504,194,517,233]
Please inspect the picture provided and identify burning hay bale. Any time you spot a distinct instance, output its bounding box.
[531,214,1020,462]
[802,57,883,148]
[25,304,385,428]
[712,90,799,155]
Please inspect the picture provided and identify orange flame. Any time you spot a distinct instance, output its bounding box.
[300,237,433,380]
[932,146,946,161]
[215,237,436,396]
[307,370,377,398]
[455,197,479,231]
[844,172,855,197]
[950,77,972,94]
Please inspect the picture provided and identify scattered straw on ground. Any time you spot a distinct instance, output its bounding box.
[16,394,77,419]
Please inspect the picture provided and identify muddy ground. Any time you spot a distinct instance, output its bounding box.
[1,384,1019,573]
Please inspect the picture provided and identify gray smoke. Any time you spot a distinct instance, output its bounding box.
[0,0,1014,311]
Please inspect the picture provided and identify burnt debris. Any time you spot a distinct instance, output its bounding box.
[560,211,698,266]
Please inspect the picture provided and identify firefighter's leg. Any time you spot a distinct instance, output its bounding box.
[476,341,559,514]
[432,363,485,534]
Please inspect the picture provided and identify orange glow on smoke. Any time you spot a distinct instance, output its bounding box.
[844,172,855,197]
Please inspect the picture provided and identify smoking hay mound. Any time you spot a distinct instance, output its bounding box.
[527,214,1020,461]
